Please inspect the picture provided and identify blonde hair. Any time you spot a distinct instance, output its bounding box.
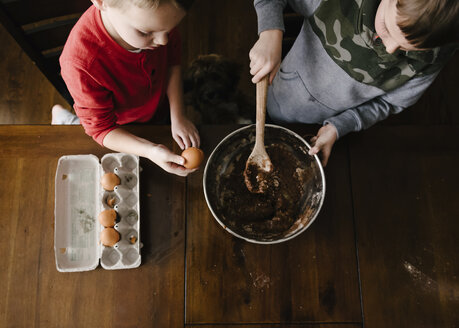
[397,0,459,48]
[104,0,192,11]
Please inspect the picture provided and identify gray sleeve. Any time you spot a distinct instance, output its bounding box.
[324,70,441,138]
[254,0,288,34]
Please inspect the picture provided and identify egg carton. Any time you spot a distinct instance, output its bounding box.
[54,153,141,272]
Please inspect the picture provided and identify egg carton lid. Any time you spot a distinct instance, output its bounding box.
[54,153,141,272]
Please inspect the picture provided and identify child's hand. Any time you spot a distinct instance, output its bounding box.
[249,29,283,84]
[308,124,338,167]
[171,115,200,150]
[148,144,197,177]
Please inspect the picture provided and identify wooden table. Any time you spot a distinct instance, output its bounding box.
[1,124,458,328]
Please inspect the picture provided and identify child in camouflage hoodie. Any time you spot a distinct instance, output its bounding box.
[250,0,458,166]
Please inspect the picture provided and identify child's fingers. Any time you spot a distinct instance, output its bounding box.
[309,135,334,167]
[251,74,261,84]
[179,133,194,149]
[310,136,318,146]
[168,164,188,176]
[308,146,320,156]
[248,47,259,63]
[308,144,329,166]
[249,56,265,74]
[252,66,271,84]
[309,135,324,155]
[248,48,255,61]
[187,128,200,148]
[190,132,200,148]
[182,135,192,149]
[169,153,185,166]
[168,163,198,176]
[250,60,263,77]
[173,134,185,150]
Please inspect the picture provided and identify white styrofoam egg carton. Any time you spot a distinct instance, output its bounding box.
[54,153,141,272]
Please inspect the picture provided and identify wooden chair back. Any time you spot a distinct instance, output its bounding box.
[0,0,91,104]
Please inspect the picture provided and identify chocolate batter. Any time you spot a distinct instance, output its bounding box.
[218,143,310,240]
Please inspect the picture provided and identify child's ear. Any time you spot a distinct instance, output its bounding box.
[91,0,107,11]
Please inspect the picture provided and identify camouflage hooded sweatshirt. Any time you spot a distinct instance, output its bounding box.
[254,0,456,138]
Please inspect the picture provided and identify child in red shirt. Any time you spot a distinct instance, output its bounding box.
[53,0,199,177]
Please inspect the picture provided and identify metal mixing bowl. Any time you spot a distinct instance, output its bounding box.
[203,124,326,244]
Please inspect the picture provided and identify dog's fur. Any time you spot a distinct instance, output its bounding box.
[184,54,254,124]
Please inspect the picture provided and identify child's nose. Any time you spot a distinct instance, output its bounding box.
[384,40,400,54]
[155,32,168,46]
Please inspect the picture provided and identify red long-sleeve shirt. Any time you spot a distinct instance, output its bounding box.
[60,5,181,145]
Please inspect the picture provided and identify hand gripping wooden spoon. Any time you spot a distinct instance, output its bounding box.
[244,75,273,193]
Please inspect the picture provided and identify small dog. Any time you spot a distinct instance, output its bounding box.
[184,54,254,124]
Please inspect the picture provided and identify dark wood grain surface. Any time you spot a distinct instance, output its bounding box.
[349,126,459,328]
[1,125,458,327]
[187,325,362,328]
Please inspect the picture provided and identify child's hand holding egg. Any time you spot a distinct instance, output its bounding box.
[181,147,204,169]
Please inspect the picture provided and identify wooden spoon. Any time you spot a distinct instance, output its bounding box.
[244,75,273,193]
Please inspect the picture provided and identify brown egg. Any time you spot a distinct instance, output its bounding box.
[98,209,117,227]
[181,147,204,169]
[100,172,120,191]
[100,227,120,247]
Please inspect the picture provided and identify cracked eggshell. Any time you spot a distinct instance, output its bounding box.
[100,172,121,191]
